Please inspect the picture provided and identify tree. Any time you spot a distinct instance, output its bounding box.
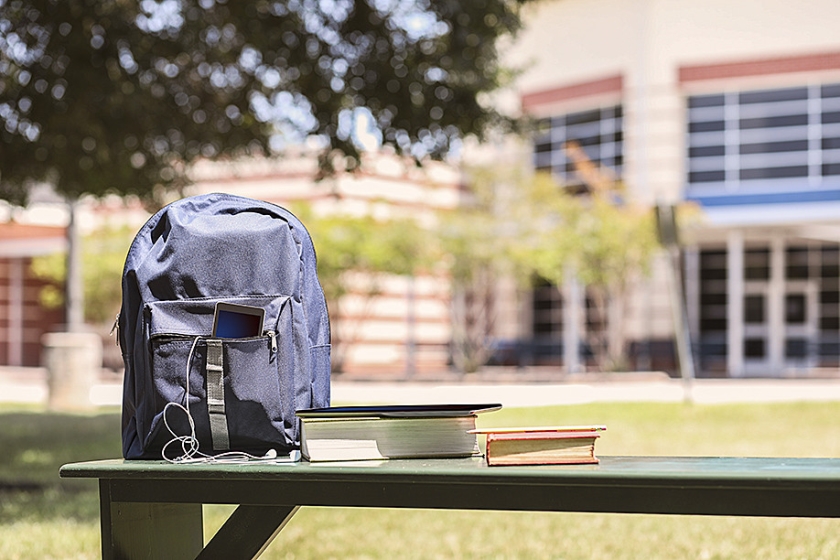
[295,206,433,373]
[509,158,659,371]
[441,161,658,373]
[437,164,526,373]
[0,0,527,328]
[0,0,526,202]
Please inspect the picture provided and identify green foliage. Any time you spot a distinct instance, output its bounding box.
[442,166,658,291]
[438,166,521,284]
[294,204,433,371]
[438,165,659,371]
[30,225,133,324]
[299,206,432,302]
[0,0,527,206]
[437,165,527,372]
[506,171,659,292]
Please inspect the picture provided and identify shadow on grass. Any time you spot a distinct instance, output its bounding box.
[0,408,122,523]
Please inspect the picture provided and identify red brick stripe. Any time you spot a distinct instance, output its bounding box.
[680,51,840,83]
[521,75,623,110]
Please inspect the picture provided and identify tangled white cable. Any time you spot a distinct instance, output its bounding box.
[160,336,299,464]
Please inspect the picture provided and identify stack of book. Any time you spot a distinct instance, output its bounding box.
[472,425,606,466]
[296,404,502,462]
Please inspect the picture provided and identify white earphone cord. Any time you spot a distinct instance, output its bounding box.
[161,336,292,464]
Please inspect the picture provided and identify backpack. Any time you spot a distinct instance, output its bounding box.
[118,193,331,460]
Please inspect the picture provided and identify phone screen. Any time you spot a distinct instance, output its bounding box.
[213,303,265,338]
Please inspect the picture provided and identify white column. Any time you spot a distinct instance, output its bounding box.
[563,269,582,374]
[727,231,744,377]
[768,236,785,375]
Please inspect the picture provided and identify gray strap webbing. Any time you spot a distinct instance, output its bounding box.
[205,339,230,451]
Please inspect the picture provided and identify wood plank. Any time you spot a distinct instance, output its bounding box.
[100,480,203,560]
[198,505,299,560]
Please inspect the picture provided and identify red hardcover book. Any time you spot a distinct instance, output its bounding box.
[473,426,605,466]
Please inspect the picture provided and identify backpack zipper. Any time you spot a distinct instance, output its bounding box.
[266,330,277,353]
[110,314,120,346]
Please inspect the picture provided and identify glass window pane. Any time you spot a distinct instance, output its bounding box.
[822,112,840,124]
[786,294,807,324]
[744,338,766,358]
[822,84,840,98]
[690,170,726,183]
[739,114,808,129]
[739,87,808,104]
[822,137,840,150]
[745,248,770,279]
[740,166,808,180]
[745,295,765,324]
[690,120,725,133]
[690,145,725,158]
[689,94,725,108]
[740,140,808,154]
[786,247,810,279]
[821,316,840,331]
[785,338,808,358]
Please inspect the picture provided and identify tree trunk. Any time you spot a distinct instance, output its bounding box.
[65,198,84,332]
[606,286,628,371]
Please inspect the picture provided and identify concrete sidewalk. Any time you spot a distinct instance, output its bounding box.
[4,366,840,408]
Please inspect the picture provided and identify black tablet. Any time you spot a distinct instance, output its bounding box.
[296,403,503,418]
[212,302,265,338]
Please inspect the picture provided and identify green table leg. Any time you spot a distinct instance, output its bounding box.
[198,505,300,559]
[100,480,203,560]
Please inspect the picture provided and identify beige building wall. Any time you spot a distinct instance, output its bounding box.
[498,0,840,374]
[511,0,840,202]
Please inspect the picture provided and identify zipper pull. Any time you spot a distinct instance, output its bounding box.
[267,330,277,353]
[110,314,120,346]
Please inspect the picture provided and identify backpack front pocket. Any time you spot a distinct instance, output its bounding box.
[143,295,300,459]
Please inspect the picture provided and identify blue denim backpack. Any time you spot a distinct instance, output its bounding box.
[118,193,331,460]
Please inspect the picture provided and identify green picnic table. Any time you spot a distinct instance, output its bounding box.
[60,455,840,559]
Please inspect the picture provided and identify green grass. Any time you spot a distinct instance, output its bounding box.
[0,406,119,560]
[3,401,840,559]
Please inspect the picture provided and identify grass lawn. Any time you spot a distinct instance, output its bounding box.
[2,400,840,559]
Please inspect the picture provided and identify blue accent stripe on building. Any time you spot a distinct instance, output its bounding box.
[687,189,840,207]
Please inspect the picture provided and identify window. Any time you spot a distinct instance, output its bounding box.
[744,338,766,358]
[531,280,563,337]
[686,83,840,195]
[533,105,623,187]
[699,249,728,333]
[785,294,807,324]
[744,295,765,324]
[786,246,810,279]
[745,248,770,280]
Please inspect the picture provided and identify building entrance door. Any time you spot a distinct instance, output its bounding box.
[742,281,817,375]
[743,282,771,375]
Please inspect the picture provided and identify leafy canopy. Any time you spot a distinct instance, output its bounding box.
[0,0,526,205]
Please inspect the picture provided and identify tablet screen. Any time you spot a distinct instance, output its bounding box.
[212,303,265,338]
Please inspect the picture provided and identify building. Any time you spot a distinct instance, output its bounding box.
[502,0,840,376]
[0,222,65,366]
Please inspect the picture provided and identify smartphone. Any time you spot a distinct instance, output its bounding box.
[212,302,265,338]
